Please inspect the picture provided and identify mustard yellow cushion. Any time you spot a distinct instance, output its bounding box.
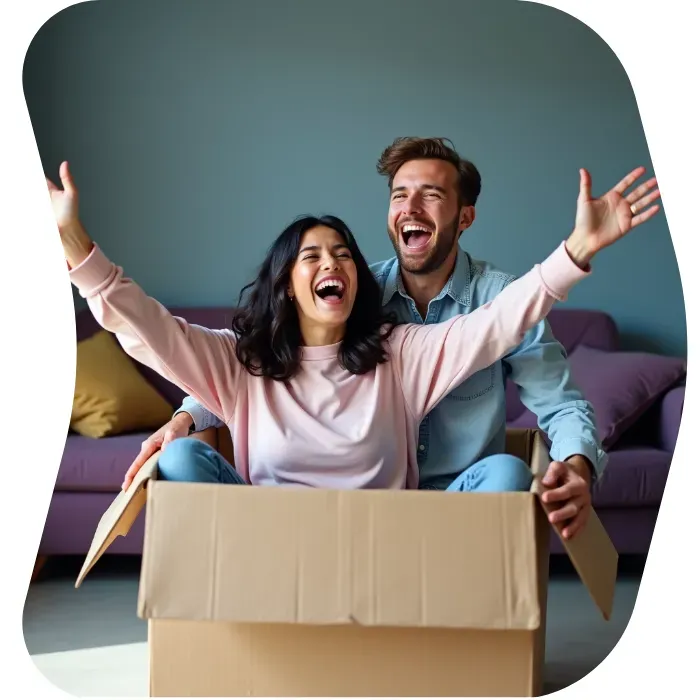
[71,330,174,438]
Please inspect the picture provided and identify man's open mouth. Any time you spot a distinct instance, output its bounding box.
[314,277,346,304]
[400,223,433,250]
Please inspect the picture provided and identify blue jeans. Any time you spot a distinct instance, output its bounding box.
[443,453,533,492]
[158,439,532,492]
[157,438,246,484]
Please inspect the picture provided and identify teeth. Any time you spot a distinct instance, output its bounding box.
[315,279,345,292]
[402,224,431,234]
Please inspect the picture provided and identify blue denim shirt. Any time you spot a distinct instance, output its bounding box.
[178,248,606,486]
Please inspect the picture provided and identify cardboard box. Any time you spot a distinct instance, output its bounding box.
[76,428,618,697]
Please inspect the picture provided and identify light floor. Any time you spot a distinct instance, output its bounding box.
[24,555,643,697]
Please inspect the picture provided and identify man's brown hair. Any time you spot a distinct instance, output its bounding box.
[376,137,481,207]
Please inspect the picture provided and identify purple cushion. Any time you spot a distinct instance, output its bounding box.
[509,346,686,448]
[566,346,686,449]
[56,432,151,491]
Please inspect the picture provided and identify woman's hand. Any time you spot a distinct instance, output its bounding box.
[46,161,93,268]
[122,412,194,491]
[565,167,661,268]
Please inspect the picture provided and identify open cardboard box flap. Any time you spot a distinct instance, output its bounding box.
[75,430,617,624]
[75,451,159,588]
[527,433,618,621]
[74,429,219,589]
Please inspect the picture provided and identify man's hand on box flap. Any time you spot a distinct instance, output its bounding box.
[121,412,193,491]
[540,455,593,540]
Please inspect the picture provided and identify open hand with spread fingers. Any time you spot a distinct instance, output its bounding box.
[565,166,661,268]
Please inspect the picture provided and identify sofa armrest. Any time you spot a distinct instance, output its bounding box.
[659,385,685,452]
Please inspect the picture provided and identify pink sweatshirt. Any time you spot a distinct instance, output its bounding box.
[69,242,589,490]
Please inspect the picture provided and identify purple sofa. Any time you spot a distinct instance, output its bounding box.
[39,307,684,558]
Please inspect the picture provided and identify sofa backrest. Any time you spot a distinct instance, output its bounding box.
[75,306,620,420]
[543,309,619,355]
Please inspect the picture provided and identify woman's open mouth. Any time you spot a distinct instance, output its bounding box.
[314,277,346,306]
[400,223,433,253]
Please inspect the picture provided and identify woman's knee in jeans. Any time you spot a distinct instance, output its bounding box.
[157,438,213,483]
[477,454,532,492]
[448,453,533,492]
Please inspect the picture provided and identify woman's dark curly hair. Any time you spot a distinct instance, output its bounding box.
[231,215,396,380]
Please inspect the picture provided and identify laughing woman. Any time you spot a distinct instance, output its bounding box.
[50,162,659,492]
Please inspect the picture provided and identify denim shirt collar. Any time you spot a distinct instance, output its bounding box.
[382,247,472,309]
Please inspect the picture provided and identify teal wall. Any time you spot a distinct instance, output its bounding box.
[23,0,685,356]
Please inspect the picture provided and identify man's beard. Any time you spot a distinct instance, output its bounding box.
[389,214,461,275]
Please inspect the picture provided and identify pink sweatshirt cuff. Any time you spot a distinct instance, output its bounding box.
[538,242,591,300]
[68,244,116,297]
